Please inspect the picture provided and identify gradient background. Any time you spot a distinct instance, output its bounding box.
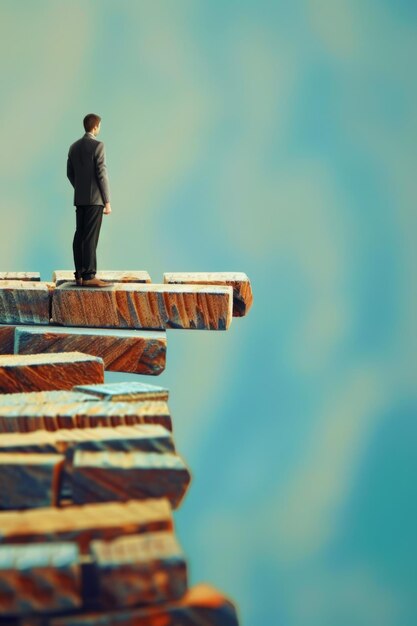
[0,1,416,625]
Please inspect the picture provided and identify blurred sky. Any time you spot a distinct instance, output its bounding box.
[0,1,416,625]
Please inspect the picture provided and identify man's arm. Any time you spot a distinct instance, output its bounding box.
[94,142,111,204]
[67,153,75,187]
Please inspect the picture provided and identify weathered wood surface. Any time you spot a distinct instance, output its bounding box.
[0,281,53,325]
[51,283,233,330]
[0,389,96,407]
[73,381,169,403]
[0,542,81,616]
[15,326,167,375]
[89,532,187,609]
[0,352,104,394]
[53,270,151,285]
[0,272,40,281]
[69,450,190,508]
[49,584,239,625]
[0,400,172,433]
[164,271,253,317]
[0,325,16,354]
[0,453,64,510]
[0,425,174,455]
[0,499,173,552]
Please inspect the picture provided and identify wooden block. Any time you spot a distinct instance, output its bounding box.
[0,325,16,354]
[14,326,167,375]
[73,381,169,402]
[0,400,171,433]
[51,283,233,330]
[0,542,81,616]
[0,453,64,509]
[0,389,97,407]
[53,270,151,285]
[0,272,40,281]
[0,280,53,325]
[89,532,187,609]
[0,499,173,553]
[0,352,104,393]
[0,425,174,455]
[49,583,239,625]
[164,271,253,317]
[69,450,190,508]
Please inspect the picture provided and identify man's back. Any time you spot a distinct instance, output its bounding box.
[67,133,110,207]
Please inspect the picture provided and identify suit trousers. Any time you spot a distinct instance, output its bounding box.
[72,205,103,280]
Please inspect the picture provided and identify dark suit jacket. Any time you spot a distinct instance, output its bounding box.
[67,132,111,206]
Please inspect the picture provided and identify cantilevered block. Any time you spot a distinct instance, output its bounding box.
[164,271,253,317]
[69,450,190,508]
[0,400,172,433]
[0,498,173,552]
[89,532,187,609]
[51,283,233,330]
[15,326,167,375]
[0,453,64,509]
[49,584,239,626]
[53,270,151,285]
[0,280,53,324]
[0,352,104,393]
[74,381,169,402]
[0,425,174,455]
[0,389,97,406]
[0,272,40,281]
[0,542,81,616]
[0,325,15,354]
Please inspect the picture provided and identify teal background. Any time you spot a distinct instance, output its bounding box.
[0,1,416,624]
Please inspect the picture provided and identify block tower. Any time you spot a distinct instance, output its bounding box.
[0,270,253,625]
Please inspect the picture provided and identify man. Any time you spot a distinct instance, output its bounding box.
[67,113,112,287]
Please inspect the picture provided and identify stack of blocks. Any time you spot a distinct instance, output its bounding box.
[0,270,253,625]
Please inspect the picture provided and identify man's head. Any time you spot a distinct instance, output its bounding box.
[83,113,101,136]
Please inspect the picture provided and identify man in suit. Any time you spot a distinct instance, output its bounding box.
[67,113,112,287]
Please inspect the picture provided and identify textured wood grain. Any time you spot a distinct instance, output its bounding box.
[0,399,172,433]
[0,324,15,354]
[49,584,239,625]
[53,270,151,285]
[0,542,81,616]
[164,271,253,317]
[0,352,104,393]
[0,499,173,552]
[51,283,233,330]
[0,425,174,455]
[0,389,97,407]
[0,272,40,281]
[0,453,64,509]
[15,326,167,375]
[0,280,53,325]
[73,382,169,403]
[89,532,187,609]
[69,450,190,508]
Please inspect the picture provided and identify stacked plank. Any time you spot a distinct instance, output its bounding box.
[0,352,104,393]
[0,382,239,624]
[0,270,250,624]
[0,271,252,379]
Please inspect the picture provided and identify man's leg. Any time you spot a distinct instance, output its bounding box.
[81,205,104,280]
[72,206,85,280]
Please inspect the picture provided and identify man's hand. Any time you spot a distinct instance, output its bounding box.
[103,202,112,215]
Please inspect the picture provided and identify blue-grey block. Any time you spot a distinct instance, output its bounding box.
[73,381,169,402]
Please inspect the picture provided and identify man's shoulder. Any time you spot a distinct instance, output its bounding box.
[93,140,105,155]
[68,137,83,152]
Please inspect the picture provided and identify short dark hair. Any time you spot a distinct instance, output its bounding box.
[83,114,101,132]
